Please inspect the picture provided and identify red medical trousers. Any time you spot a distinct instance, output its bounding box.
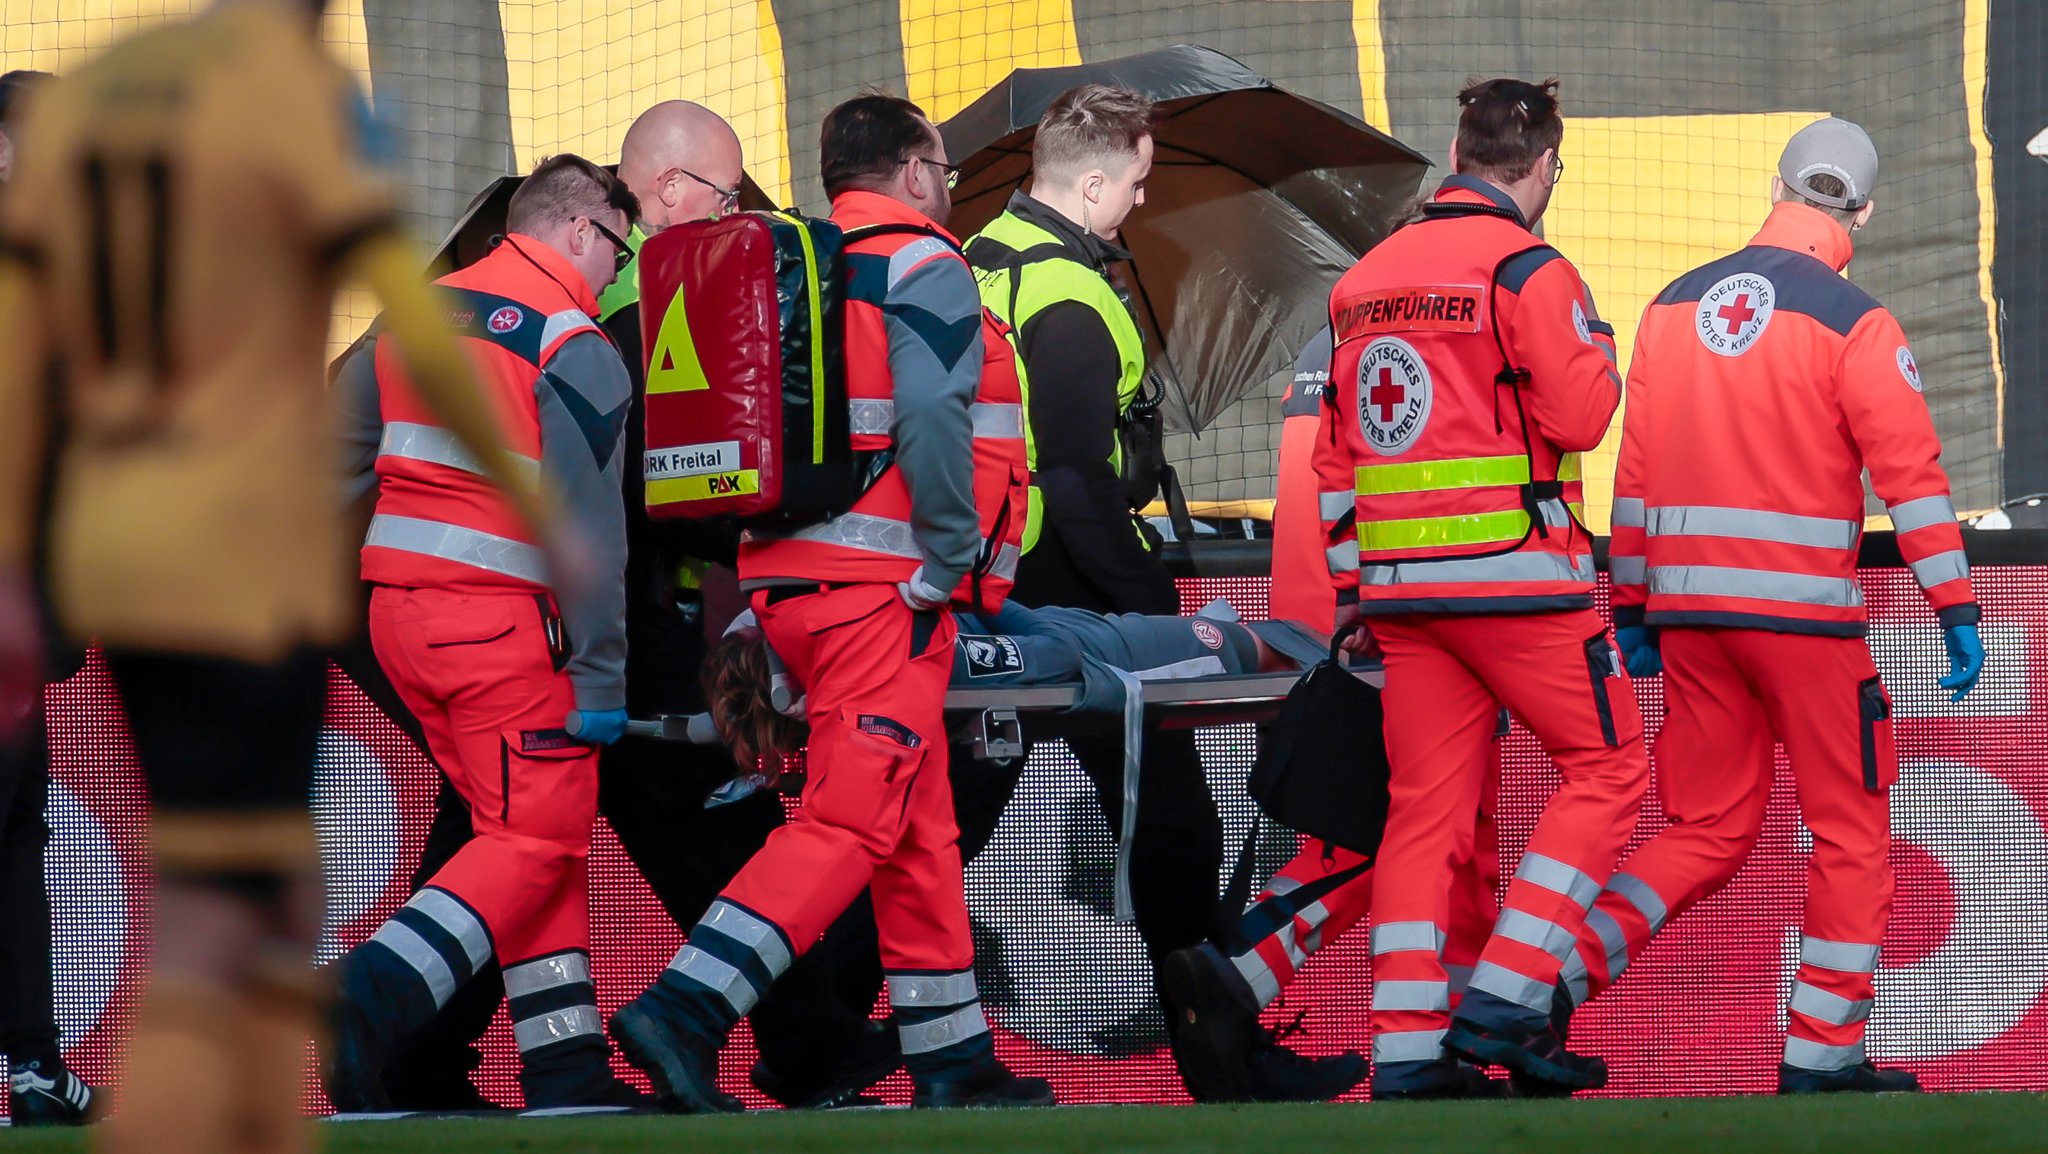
[721,583,971,971]
[1568,628,1895,1072]
[1366,608,1648,1068]
[367,586,599,966]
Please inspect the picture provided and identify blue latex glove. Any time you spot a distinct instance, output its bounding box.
[565,708,629,746]
[1615,625,1662,678]
[1939,623,1984,703]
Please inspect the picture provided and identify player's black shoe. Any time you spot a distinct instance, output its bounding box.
[608,1000,743,1114]
[8,1060,101,1126]
[1777,1061,1922,1095]
[1159,942,1262,1102]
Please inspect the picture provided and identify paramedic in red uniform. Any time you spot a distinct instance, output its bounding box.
[1314,78,1649,1098]
[326,154,646,1110]
[607,93,1050,1113]
[1560,117,1984,1094]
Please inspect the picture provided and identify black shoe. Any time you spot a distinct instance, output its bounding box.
[1373,1058,1510,1101]
[608,1000,743,1114]
[1158,943,1262,1102]
[1444,1014,1606,1092]
[1777,1062,1923,1095]
[752,1020,902,1109]
[912,1060,1055,1109]
[1245,1038,1367,1103]
[1508,985,1581,1099]
[324,1000,393,1113]
[8,1061,101,1126]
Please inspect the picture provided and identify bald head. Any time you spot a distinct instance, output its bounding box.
[618,100,744,231]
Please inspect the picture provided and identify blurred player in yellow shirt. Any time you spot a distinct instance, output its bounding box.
[0,3,537,1151]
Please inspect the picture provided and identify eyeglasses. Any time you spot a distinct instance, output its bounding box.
[587,217,634,272]
[919,156,963,191]
[673,166,743,214]
[1550,154,1566,184]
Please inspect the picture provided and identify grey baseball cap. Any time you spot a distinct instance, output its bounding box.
[1779,117,1878,209]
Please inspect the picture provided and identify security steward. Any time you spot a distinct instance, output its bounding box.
[962,83,1229,1041]
[1565,117,1984,1093]
[608,93,1050,1113]
[0,3,532,1150]
[326,154,647,1111]
[1313,78,1649,1098]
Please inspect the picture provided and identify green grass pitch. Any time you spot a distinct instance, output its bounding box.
[8,1095,2047,1153]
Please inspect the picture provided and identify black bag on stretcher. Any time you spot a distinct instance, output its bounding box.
[636,211,859,527]
[1247,635,1394,857]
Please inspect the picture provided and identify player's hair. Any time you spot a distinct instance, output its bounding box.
[1032,84,1155,184]
[1453,76,1564,184]
[1779,171,1863,226]
[702,627,810,768]
[0,70,52,132]
[506,153,640,234]
[820,91,936,199]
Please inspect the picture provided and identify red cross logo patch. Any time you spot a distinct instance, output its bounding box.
[1897,345,1924,393]
[1354,336,1433,457]
[1694,273,1775,357]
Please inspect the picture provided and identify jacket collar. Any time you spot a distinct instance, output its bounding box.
[1751,200,1855,272]
[497,232,601,316]
[1006,191,1132,269]
[1433,174,1529,229]
[829,189,959,244]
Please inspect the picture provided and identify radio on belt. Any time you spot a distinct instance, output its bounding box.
[636,211,859,526]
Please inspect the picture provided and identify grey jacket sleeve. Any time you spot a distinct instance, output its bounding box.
[883,252,983,590]
[536,332,633,713]
[331,338,383,512]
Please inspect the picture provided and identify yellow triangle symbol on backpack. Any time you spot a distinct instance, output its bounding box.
[646,279,709,394]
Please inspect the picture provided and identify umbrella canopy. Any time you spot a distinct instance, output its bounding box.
[941,44,1431,434]
[428,169,779,272]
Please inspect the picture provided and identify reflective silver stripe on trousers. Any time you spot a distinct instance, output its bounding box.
[846,399,1025,439]
[889,971,978,1008]
[1585,906,1631,977]
[1373,980,1451,1012]
[1887,495,1958,534]
[1232,951,1282,1009]
[503,952,591,999]
[1372,1029,1448,1065]
[1365,551,1596,588]
[1320,490,1356,521]
[1610,555,1647,586]
[1648,565,1862,608]
[368,921,457,1008]
[410,889,493,971]
[1789,980,1874,1027]
[1783,1035,1865,1073]
[1370,921,1445,956]
[364,514,549,584]
[898,1004,991,1055]
[1801,936,1881,974]
[1646,505,1860,550]
[512,1004,603,1052]
[1557,950,1590,1007]
[702,900,793,978]
[1611,497,1646,530]
[1468,960,1558,1012]
[1327,540,1360,574]
[1606,872,1668,933]
[668,945,760,1016]
[378,422,540,489]
[1265,876,1304,898]
[1909,550,1970,588]
[1444,963,1475,999]
[1515,853,1601,911]
[1492,908,1578,961]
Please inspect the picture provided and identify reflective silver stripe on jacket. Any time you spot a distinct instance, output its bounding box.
[1610,555,1646,587]
[1611,497,1645,530]
[503,952,591,999]
[364,514,549,584]
[1783,1035,1865,1073]
[1648,565,1862,608]
[847,398,1025,440]
[378,422,541,490]
[897,1004,990,1055]
[1801,935,1880,974]
[886,236,957,290]
[539,309,598,355]
[1646,505,1860,550]
[1909,550,1969,588]
[1515,852,1601,910]
[1372,1029,1448,1065]
[1320,490,1356,521]
[1788,980,1874,1027]
[1370,921,1445,956]
[1888,495,1958,535]
[1327,540,1360,574]
[511,1004,602,1053]
[784,511,924,560]
[1364,551,1596,588]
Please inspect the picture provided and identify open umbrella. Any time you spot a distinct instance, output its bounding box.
[942,44,1431,434]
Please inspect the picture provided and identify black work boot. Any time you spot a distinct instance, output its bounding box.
[1373,1057,1510,1101]
[911,1055,1055,1109]
[752,1019,900,1109]
[608,999,743,1114]
[1777,1061,1923,1095]
[1245,1038,1367,1102]
[1158,942,1262,1102]
[1444,989,1606,1092]
[1507,983,1581,1099]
